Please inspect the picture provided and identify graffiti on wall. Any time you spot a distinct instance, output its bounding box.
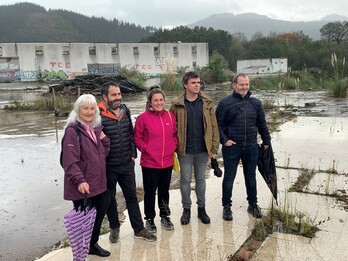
[87,63,121,75]
[0,58,21,79]
[38,69,68,81]
[0,70,21,79]
[125,57,178,73]
[49,62,71,69]
[21,71,37,81]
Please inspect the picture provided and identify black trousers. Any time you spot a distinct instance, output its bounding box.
[103,161,144,233]
[73,192,106,246]
[142,166,172,220]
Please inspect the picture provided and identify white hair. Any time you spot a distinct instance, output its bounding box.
[64,94,101,129]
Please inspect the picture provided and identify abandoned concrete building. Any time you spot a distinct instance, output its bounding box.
[0,42,209,82]
[237,58,288,75]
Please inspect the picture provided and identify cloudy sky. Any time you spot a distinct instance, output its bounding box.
[2,0,348,27]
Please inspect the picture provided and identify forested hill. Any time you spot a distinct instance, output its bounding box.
[0,2,155,43]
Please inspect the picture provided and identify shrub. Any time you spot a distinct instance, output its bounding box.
[159,73,182,91]
[118,67,147,88]
[330,78,348,97]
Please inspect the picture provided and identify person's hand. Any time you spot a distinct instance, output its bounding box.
[132,157,136,161]
[100,131,106,139]
[78,182,90,194]
[263,144,269,150]
[224,139,236,146]
[208,152,215,159]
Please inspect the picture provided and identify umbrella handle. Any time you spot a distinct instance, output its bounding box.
[83,193,90,215]
[83,193,88,207]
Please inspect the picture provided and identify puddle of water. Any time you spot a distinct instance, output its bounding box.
[0,135,69,261]
[272,117,348,173]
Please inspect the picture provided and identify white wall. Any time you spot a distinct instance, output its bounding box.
[237,58,288,75]
[0,42,209,81]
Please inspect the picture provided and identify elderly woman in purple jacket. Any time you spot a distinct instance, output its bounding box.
[61,94,111,258]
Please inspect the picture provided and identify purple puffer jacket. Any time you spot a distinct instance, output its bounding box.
[61,122,110,200]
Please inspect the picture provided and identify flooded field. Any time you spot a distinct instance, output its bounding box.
[0,85,347,261]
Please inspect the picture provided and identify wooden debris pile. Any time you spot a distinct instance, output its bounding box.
[49,74,146,96]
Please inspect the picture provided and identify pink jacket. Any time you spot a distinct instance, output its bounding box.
[134,109,178,169]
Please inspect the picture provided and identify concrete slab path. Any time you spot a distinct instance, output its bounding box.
[36,117,348,261]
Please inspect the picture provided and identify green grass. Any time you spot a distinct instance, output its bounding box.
[8,95,72,111]
[330,79,348,97]
[288,168,315,192]
[159,72,182,91]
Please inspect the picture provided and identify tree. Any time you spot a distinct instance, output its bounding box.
[208,51,229,83]
[320,21,348,45]
[140,26,234,68]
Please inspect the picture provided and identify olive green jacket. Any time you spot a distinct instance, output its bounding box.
[169,91,220,156]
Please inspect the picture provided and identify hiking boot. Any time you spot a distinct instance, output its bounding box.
[145,219,157,233]
[109,228,120,243]
[247,204,262,218]
[198,207,210,224]
[134,228,157,242]
[180,208,191,225]
[223,205,233,221]
[161,216,174,230]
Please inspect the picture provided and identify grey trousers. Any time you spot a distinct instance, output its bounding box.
[178,152,209,209]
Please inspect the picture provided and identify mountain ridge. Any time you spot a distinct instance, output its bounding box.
[1,3,347,42]
[187,12,348,40]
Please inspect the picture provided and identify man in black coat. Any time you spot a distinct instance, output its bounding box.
[99,82,156,243]
[215,73,271,221]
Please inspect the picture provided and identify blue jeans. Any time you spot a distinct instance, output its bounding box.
[178,152,208,209]
[222,144,259,207]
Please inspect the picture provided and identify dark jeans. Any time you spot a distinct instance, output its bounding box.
[103,160,144,233]
[222,144,259,207]
[73,192,106,246]
[142,166,172,219]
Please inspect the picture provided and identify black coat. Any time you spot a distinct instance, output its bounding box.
[99,103,137,165]
[216,90,271,146]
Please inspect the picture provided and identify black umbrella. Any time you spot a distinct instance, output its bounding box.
[257,144,278,205]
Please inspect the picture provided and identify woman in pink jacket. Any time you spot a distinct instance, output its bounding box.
[134,85,178,233]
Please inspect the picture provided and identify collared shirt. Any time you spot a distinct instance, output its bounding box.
[184,96,207,154]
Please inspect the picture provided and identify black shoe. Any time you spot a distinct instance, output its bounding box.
[161,216,174,230]
[223,205,233,221]
[247,204,262,218]
[198,207,210,224]
[109,228,120,243]
[134,228,157,242]
[145,219,157,233]
[180,208,191,225]
[88,243,110,257]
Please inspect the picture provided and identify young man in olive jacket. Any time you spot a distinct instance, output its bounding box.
[215,73,271,221]
[170,71,219,225]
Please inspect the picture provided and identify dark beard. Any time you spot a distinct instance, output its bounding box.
[107,100,120,110]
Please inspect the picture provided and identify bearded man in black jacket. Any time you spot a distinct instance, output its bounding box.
[98,82,156,243]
